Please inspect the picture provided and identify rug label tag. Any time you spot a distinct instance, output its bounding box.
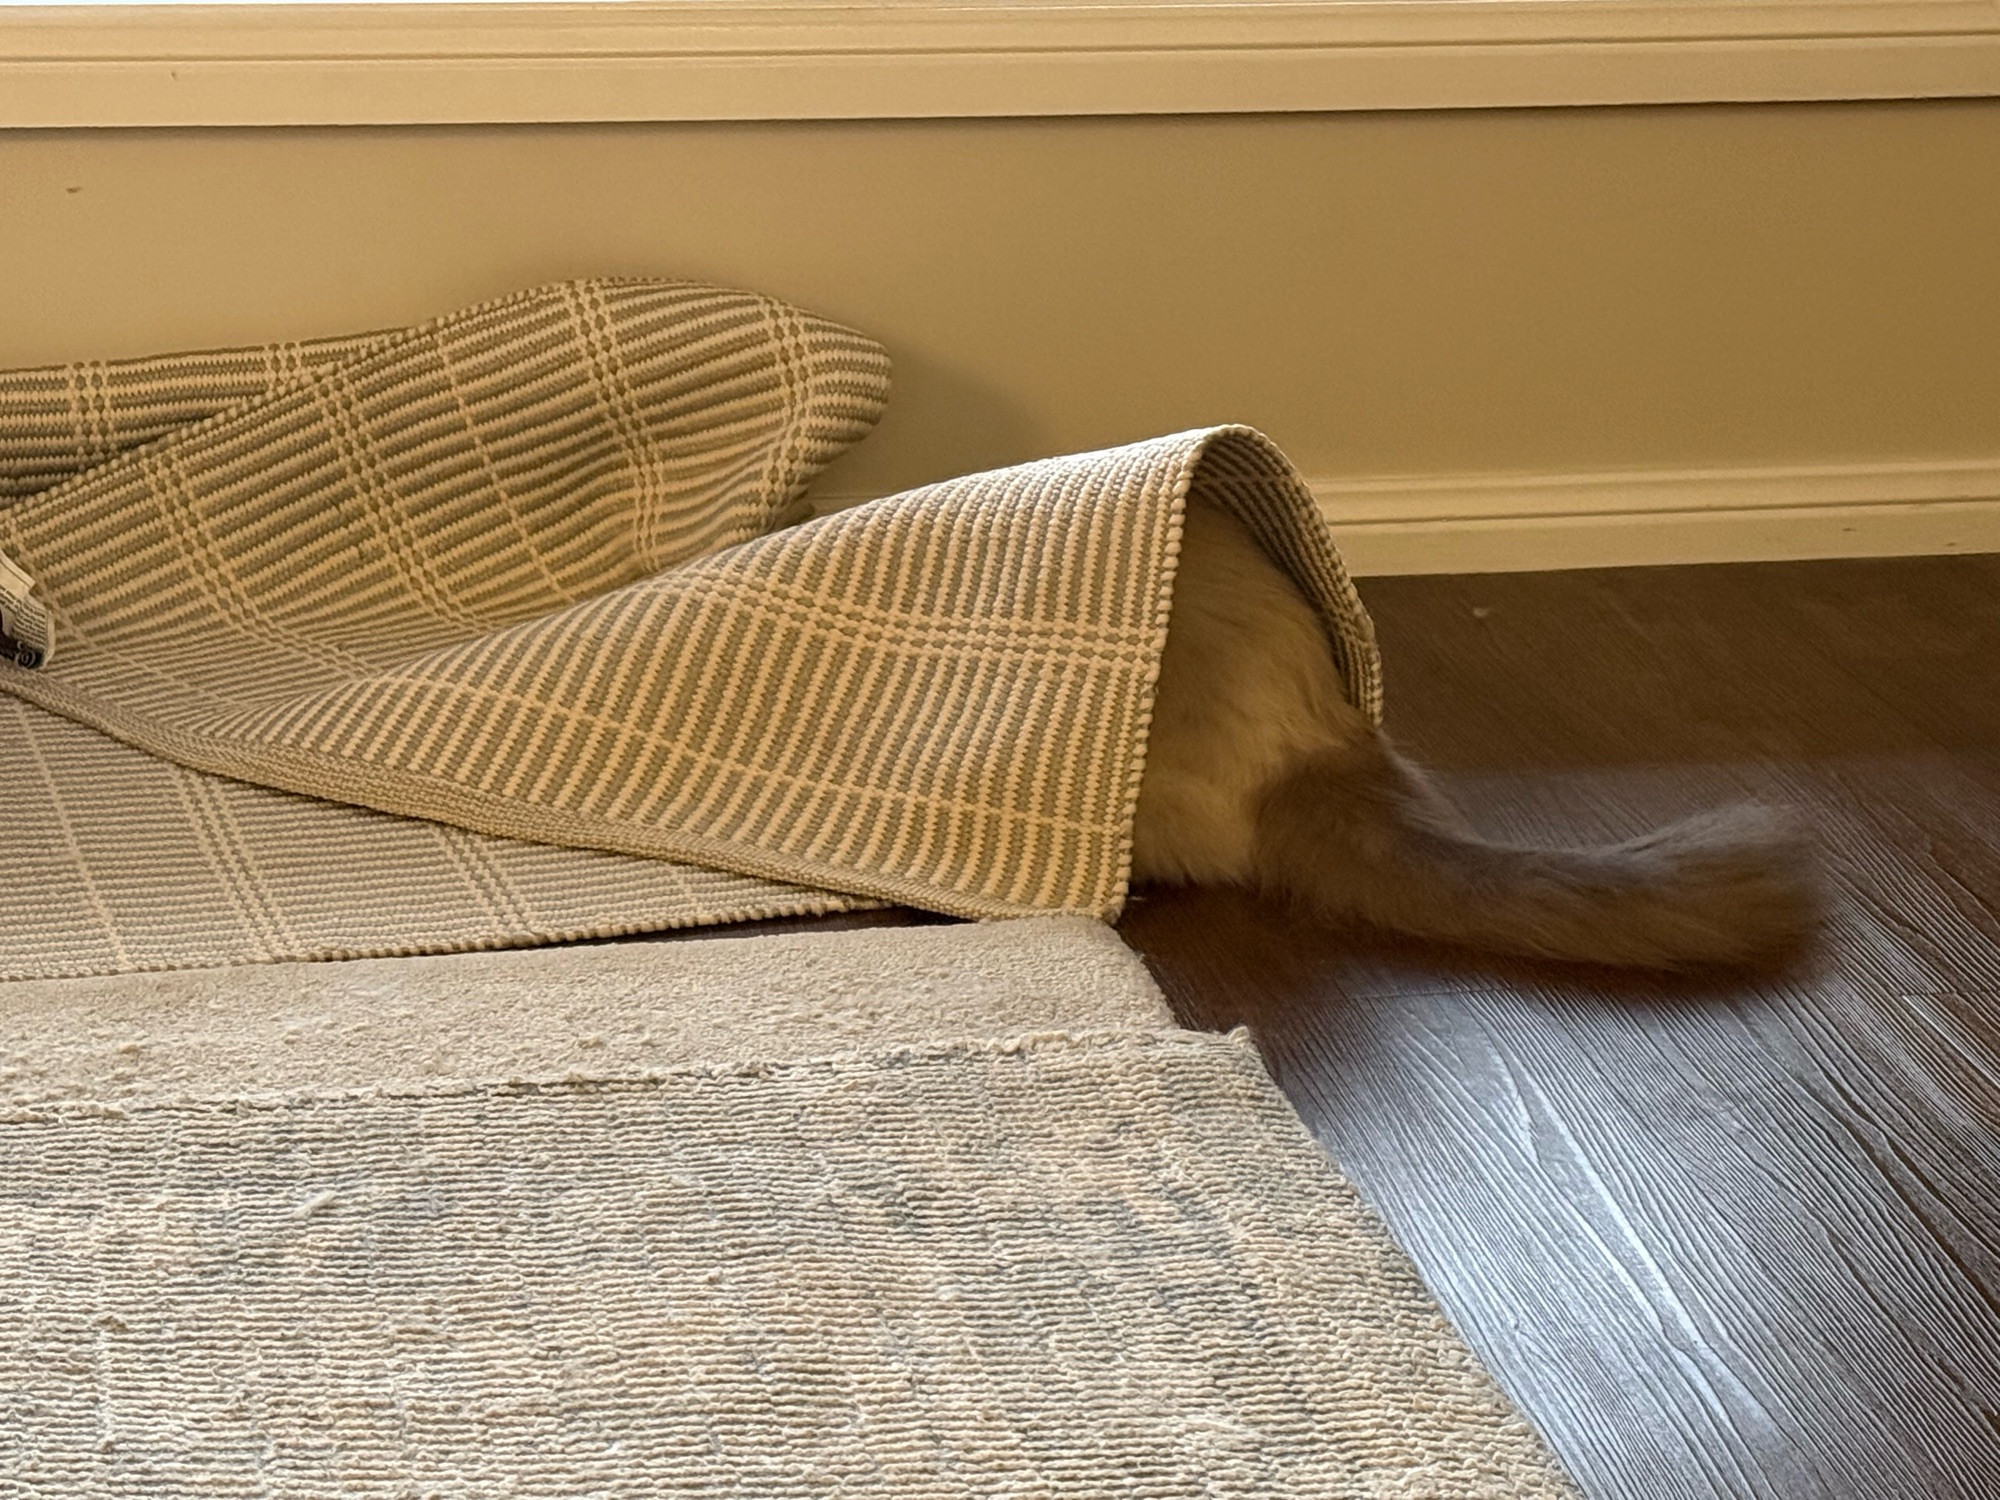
[0,547,51,669]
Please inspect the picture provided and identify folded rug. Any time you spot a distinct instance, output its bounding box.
[0,918,1575,1497]
[0,302,1574,1496]
[0,280,1378,978]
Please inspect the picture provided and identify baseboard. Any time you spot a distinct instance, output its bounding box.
[808,456,2000,576]
[1312,457,2000,574]
[10,1,2000,128]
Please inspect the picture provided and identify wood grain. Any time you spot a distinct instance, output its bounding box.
[1123,553,2000,1499]
[647,551,2000,1497]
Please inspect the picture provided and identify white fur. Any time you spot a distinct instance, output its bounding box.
[1130,500,1816,969]
[1131,499,1364,885]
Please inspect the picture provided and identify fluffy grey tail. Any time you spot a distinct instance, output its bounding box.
[1252,737,1818,970]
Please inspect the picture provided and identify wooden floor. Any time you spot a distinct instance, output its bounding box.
[1118,553,2000,1500]
[668,551,2000,1498]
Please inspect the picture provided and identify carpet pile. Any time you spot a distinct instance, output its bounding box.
[0,920,1574,1496]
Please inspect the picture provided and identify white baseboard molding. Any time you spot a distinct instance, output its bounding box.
[810,456,2000,576]
[1313,457,2000,574]
[5,0,1999,127]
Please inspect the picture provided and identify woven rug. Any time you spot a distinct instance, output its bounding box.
[0,278,1379,980]
[0,283,1581,1495]
[0,918,1574,1497]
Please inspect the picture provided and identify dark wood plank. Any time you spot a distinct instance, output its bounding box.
[635,551,2000,1497]
[1122,552,2000,1499]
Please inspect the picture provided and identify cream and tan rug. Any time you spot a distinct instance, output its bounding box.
[0,278,1377,979]
[0,919,1574,1496]
[0,287,1573,1493]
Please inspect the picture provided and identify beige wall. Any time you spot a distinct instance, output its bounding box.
[2,101,1996,504]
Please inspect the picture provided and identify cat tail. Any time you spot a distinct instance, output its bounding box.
[1251,737,1819,970]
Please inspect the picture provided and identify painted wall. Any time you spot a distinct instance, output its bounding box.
[3,101,1996,515]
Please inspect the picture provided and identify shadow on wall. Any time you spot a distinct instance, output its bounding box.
[804,341,1045,514]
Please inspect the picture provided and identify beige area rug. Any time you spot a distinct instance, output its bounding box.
[0,918,1574,1497]
[0,278,1379,980]
[0,282,1577,1494]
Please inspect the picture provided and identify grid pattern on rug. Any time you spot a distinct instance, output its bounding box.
[0,1028,1572,1497]
[0,699,862,982]
[0,281,884,979]
[0,278,1381,949]
[0,326,394,502]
